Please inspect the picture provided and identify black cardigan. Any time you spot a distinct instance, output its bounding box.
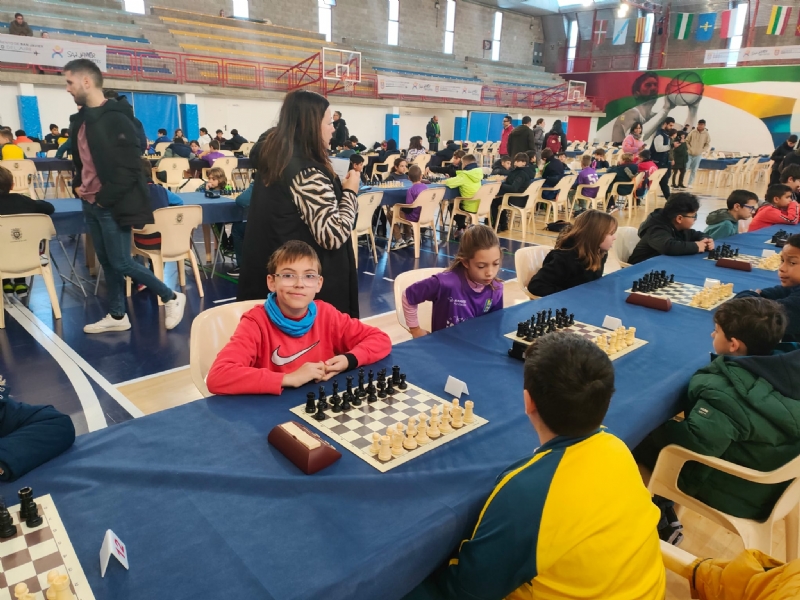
[527,247,606,297]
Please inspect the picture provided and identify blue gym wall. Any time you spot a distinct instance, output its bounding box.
[117,92,179,142]
[466,112,510,143]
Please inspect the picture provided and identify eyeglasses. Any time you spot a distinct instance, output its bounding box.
[745,205,757,212]
[679,214,698,220]
[272,273,320,286]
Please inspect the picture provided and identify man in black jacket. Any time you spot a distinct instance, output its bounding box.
[330,111,348,151]
[64,59,186,334]
[650,116,675,201]
[771,135,799,184]
[507,117,537,159]
[103,90,147,153]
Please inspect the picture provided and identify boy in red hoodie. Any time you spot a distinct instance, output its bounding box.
[207,241,392,395]
[748,184,799,232]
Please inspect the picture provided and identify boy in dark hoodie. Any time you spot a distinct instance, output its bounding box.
[428,150,465,179]
[493,152,533,232]
[427,140,459,168]
[524,150,539,180]
[634,297,800,539]
[491,155,511,176]
[540,148,565,200]
[780,164,800,201]
[628,193,713,264]
[735,234,800,342]
[770,135,798,185]
[704,189,759,240]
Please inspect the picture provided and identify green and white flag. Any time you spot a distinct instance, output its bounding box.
[674,13,693,39]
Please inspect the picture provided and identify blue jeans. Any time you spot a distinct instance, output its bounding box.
[687,154,702,185]
[83,200,175,317]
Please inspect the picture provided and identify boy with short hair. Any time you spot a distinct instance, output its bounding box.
[0,129,24,160]
[444,153,484,237]
[780,164,800,201]
[524,150,538,180]
[634,297,800,527]
[493,152,532,231]
[572,154,599,213]
[44,124,60,145]
[428,149,465,179]
[540,148,565,200]
[391,164,426,249]
[491,155,511,176]
[405,333,665,600]
[155,128,171,144]
[207,241,392,395]
[748,184,799,232]
[605,152,639,213]
[592,148,609,170]
[704,189,759,240]
[628,193,714,264]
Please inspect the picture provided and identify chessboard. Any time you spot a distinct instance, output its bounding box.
[505,308,647,361]
[626,280,734,310]
[289,369,487,473]
[705,253,780,271]
[1,493,94,600]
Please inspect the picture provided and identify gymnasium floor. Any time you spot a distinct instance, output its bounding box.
[1,177,779,599]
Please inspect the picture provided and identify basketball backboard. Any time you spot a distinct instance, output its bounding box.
[567,80,586,102]
[322,48,362,83]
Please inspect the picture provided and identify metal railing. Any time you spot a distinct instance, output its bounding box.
[0,45,601,112]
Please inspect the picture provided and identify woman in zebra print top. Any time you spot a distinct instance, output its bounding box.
[237,90,362,317]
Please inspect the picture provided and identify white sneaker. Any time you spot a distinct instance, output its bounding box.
[164,292,186,330]
[84,313,131,334]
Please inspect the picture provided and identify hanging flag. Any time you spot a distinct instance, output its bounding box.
[766,5,792,35]
[674,13,693,39]
[594,19,608,45]
[635,17,647,43]
[696,13,716,41]
[796,12,800,36]
[613,18,629,45]
[719,9,734,38]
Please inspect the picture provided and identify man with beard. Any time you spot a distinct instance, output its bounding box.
[64,59,186,333]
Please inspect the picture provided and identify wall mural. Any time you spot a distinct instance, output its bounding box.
[569,65,800,153]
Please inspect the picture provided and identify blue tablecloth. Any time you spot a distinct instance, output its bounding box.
[359,179,503,206]
[31,157,74,172]
[6,224,795,600]
[699,156,769,171]
[51,194,245,236]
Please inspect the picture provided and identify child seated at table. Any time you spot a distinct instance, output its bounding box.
[704,189,759,240]
[605,153,638,213]
[386,158,409,182]
[198,140,226,166]
[780,164,800,201]
[491,155,511,177]
[443,154,484,237]
[524,150,538,179]
[206,241,391,395]
[0,375,76,482]
[540,148,565,200]
[628,193,714,264]
[735,234,800,342]
[427,150,465,179]
[493,153,532,232]
[633,297,800,541]
[527,210,616,297]
[347,154,368,185]
[571,154,599,213]
[403,225,503,337]
[635,149,659,200]
[196,167,227,193]
[390,165,427,250]
[403,333,665,600]
[748,184,799,232]
[0,166,54,295]
[592,148,610,170]
[0,129,24,160]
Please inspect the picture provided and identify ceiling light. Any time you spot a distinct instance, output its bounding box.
[582,0,593,6]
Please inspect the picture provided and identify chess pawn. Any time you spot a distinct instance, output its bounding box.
[439,412,453,434]
[427,416,441,439]
[378,435,392,461]
[368,432,380,456]
[14,583,29,600]
[451,406,464,428]
[404,424,418,450]
[452,398,460,412]
[463,400,475,424]
[416,418,430,445]
[396,422,405,438]
[386,425,396,439]
[431,404,440,419]
[391,432,405,456]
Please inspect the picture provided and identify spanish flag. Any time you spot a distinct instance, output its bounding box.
[634,17,647,43]
[767,5,792,35]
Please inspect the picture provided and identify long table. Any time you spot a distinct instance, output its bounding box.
[6,224,795,600]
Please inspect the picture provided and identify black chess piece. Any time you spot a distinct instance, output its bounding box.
[547,309,552,321]
[632,281,639,293]
[304,392,316,414]
[377,379,387,399]
[345,375,355,399]
[331,380,341,405]
[318,386,329,410]
[367,388,377,403]
[734,248,739,257]
[18,487,32,521]
[367,370,376,394]
[331,393,342,413]
[313,403,327,421]
[0,500,16,539]
[399,373,408,390]
[386,377,395,395]
[24,500,42,528]
[669,274,675,284]
[517,322,527,338]
[357,368,367,398]
[568,313,575,326]
[392,365,401,385]
[524,330,534,342]
[341,391,352,411]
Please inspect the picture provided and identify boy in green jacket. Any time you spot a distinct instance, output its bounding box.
[444,154,484,239]
[635,297,800,538]
[704,189,759,240]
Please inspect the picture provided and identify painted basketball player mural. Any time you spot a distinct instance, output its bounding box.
[571,65,800,154]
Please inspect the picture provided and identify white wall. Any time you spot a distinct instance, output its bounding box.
[399,108,458,149]
[36,86,79,134]
[0,84,22,131]
[328,103,392,149]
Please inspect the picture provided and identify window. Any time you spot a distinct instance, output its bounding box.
[233,0,249,19]
[491,11,503,61]
[637,12,654,70]
[566,17,578,73]
[726,2,748,67]
[444,0,456,54]
[123,0,145,14]
[388,0,399,45]
[318,0,333,42]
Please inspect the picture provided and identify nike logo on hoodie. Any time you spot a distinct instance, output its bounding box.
[271,341,320,366]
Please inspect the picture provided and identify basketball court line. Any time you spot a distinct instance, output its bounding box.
[114,365,191,389]
[9,298,145,419]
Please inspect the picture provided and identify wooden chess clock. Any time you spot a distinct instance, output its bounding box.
[268,421,341,474]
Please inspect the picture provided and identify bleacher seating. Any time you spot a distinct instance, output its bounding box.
[465,56,563,89]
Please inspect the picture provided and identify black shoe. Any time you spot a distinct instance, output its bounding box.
[227,267,240,278]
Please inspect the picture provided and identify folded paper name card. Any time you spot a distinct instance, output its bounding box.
[268,421,341,474]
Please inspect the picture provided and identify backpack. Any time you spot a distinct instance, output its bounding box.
[545,133,561,154]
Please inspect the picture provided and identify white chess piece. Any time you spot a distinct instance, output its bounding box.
[416,417,430,445]
[46,570,60,600]
[427,416,441,439]
[386,425,396,439]
[368,432,380,455]
[378,435,392,461]
[14,583,29,600]
[54,575,74,600]
[451,406,464,429]
[396,422,405,438]
[452,398,460,412]
[439,411,453,434]
[403,426,418,450]
[391,432,405,456]
[463,401,474,424]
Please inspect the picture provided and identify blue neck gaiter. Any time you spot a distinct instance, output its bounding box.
[264,293,317,337]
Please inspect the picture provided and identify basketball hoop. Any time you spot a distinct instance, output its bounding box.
[342,77,355,93]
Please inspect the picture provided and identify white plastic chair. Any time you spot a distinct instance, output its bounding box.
[534,174,577,227]
[393,268,445,332]
[372,157,395,181]
[155,157,190,191]
[237,142,254,156]
[411,153,431,170]
[611,226,640,267]
[574,172,616,212]
[0,159,43,199]
[388,188,442,259]
[189,299,263,397]
[0,214,61,328]
[202,157,238,187]
[352,191,383,266]
[17,142,41,156]
[642,168,668,215]
[126,205,204,305]
[514,245,553,299]
[649,444,800,561]
[154,142,171,156]
[494,179,545,241]
[446,182,502,241]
